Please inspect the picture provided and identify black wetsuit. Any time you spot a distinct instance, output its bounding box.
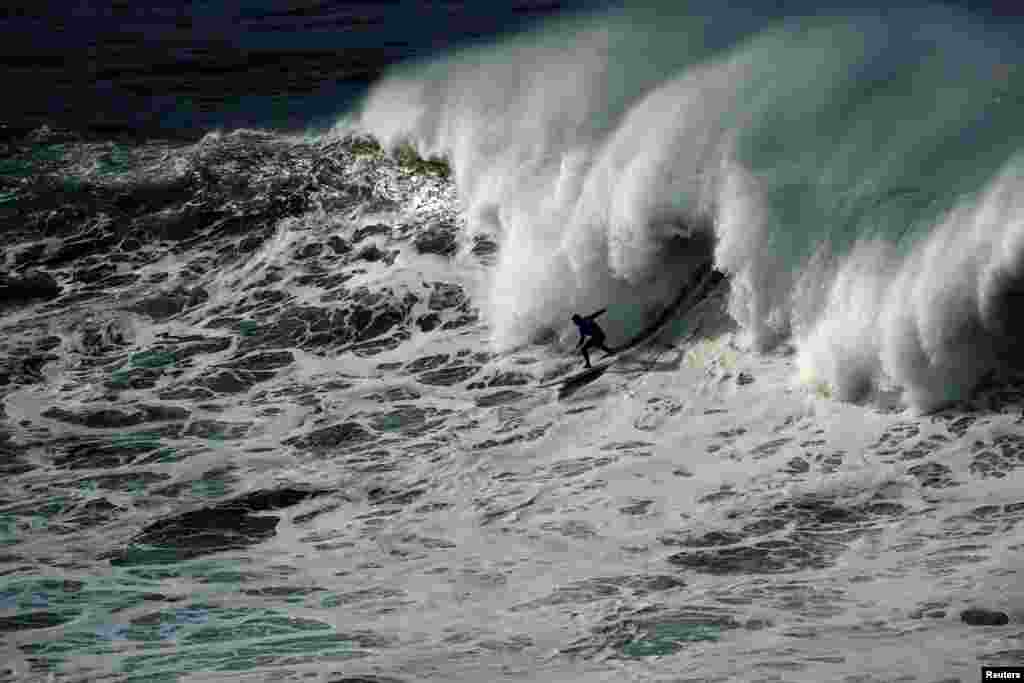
[573,308,614,368]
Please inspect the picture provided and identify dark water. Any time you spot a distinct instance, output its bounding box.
[0,0,597,139]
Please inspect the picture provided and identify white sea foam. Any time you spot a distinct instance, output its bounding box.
[352,2,1024,409]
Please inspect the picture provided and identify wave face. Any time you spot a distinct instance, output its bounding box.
[354,1,1024,410]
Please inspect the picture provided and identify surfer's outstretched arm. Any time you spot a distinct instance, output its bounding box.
[587,308,607,320]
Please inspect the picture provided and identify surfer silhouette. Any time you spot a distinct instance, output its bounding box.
[571,308,614,368]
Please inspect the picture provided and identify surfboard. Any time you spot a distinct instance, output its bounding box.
[538,357,617,388]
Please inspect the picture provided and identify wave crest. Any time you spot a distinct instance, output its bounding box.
[351,2,1024,409]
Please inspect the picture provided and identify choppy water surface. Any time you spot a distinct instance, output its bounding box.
[3,2,1024,682]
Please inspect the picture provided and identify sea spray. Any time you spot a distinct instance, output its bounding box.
[354,1,1024,409]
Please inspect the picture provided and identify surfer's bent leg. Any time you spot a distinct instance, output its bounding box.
[591,333,612,359]
[580,338,594,368]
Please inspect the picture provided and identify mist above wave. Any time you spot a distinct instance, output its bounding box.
[351,1,1024,410]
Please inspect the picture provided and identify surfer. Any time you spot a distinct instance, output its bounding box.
[571,309,614,368]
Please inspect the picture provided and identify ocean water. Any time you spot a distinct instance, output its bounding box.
[0,0,591,136]
[355,0,1024,412]
[2,2,1024,682]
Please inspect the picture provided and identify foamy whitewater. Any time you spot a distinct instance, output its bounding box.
[355,1,1024,412]
[2,3,1024,683]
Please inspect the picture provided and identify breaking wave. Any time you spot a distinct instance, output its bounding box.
[350,1,1024,410]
